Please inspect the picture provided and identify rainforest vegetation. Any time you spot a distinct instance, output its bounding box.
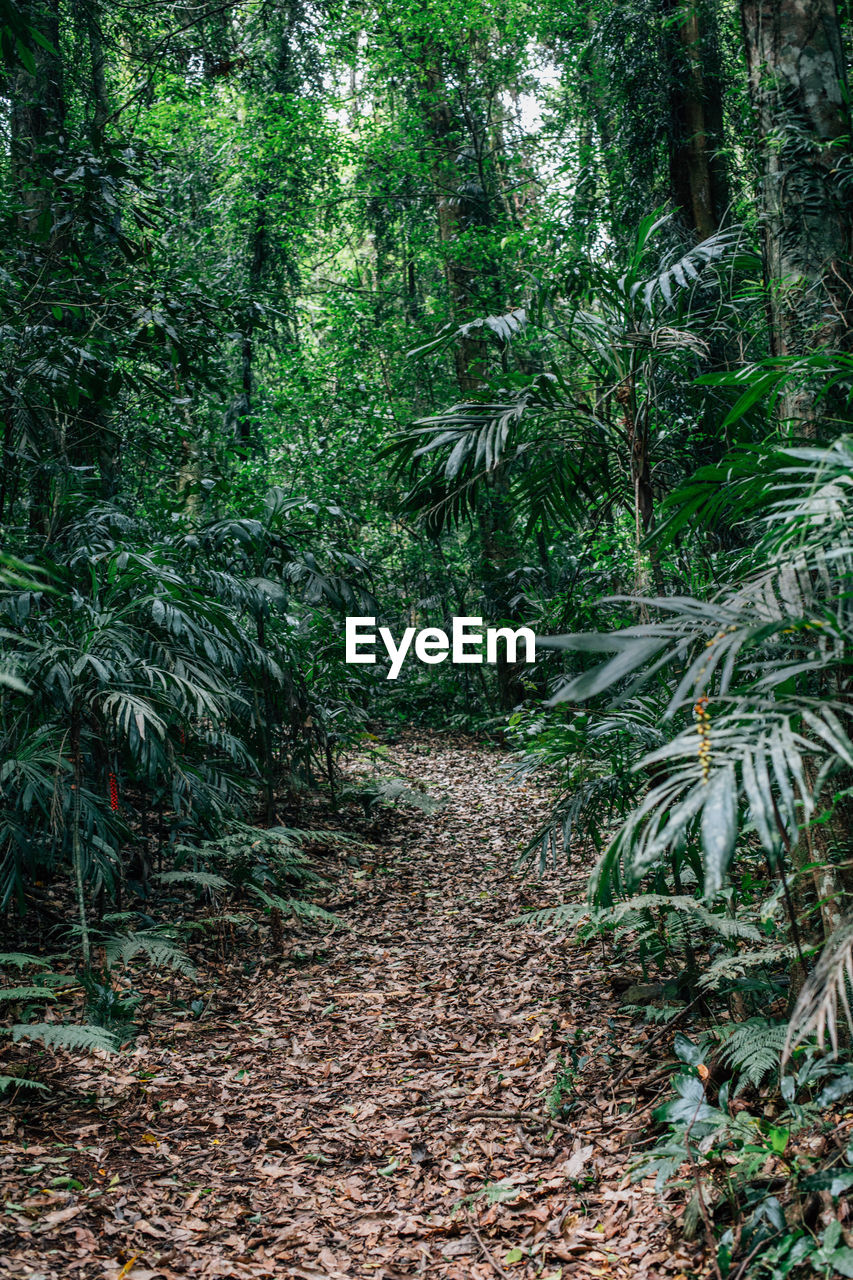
[1,0,853,1275]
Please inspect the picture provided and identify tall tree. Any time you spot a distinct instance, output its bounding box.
[741,0,853,427]
[664,0,730,238]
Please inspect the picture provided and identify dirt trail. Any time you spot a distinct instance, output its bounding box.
[2,734,705,1279]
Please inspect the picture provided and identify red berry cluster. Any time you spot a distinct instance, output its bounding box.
[108,771,119,812]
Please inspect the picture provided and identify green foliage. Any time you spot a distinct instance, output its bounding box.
[547,1048,590,1119]
[10,1022,117,1054]
[785,917,853,1058]
[714,1019,788,1094]
[1,2,850,1275]
[340,777,447,818]
[171,823,340,895]
[0,1073,50,1093]
[102,928,196,979]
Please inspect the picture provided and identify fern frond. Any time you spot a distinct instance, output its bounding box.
[153,870,231,890]
[0,1074,50,1093]
[714,1019,786,1093]
[598,895,762,942]
[103,930,197,978]
[10,1022,117,1053]
[784,917,853,1059]
[511,903,589,929]
[288,899,347,926]
[0,953,50,969]
[371,779,447,814]
[0,986,57,1002]
[245,884,344,928]
[700,945,795,989]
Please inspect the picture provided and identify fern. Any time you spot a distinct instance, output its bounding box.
[172,823,330,889]
[515,894,761,942]
[103,929,197,978]
[343,778,447,816]
[9,1022,117,1053]
[699,945,796,989]
[0,953,50,969]
[289,899,347,926]
[714,1019,787,1093]
[511,902,589,929]
[598,895,762,941]
[245,884,344,928]
[0,986,57,1002]
[0,1074,50,1093]
[180,913,252,932]
[640,1004,687,1024]
[152,870,232,890]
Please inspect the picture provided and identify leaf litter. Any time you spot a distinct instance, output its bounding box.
[0,731,707,1279]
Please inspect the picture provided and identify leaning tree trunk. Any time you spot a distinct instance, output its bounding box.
[741,0,853,429]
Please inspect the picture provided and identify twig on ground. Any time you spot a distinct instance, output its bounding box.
[465,1108,574,1133]
[466,1211,512,1279]
[608,996,704,1093]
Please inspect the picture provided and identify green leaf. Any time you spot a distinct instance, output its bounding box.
[701,767,737,898]
[545,638,670,704]
[656,1074,717,1126]
[767,1126,789,1155]
[14,35,35,74]
[673,1033,703,1068]
[0,953,50,970]
[831,1247,853,1277]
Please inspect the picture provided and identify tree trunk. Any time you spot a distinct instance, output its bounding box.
[75,0,109,147]
[421,65,490,391]
[741,0,853,427]
[10,0,66,238]
[8,1,67,535]
[664,0,730,240]
[417,58,524,707]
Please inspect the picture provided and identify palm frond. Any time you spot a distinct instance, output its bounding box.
[784,917,853,1059]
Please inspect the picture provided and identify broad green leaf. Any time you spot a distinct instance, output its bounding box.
[701,767,737,898]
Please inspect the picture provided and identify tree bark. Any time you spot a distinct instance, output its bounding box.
[665,0,725,240]
[10,0,66,238]
[8,1,67,534]
[418,63,524,705]
[741,0,853,426]
[421,64,491,391]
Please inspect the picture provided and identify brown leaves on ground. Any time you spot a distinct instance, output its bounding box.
[0,732,706,1280]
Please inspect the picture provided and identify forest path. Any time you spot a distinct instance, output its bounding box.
[5,733,704,1280]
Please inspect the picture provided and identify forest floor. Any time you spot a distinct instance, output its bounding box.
[2,732,708,1280]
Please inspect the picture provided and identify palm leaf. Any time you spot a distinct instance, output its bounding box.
[784,918,853,1059]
